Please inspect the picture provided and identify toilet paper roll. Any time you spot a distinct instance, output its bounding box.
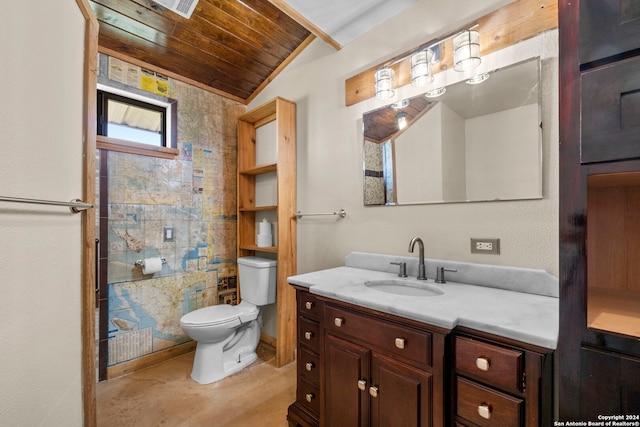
[257,234,272,247]
[141,257,163,275]
[259,218,271,235]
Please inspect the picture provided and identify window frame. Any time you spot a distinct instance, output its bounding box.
[96,85,178,159]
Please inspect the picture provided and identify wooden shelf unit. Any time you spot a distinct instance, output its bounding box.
[237,97,297,368]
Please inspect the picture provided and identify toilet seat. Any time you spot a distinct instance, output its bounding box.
[180,301,259,328]
[180,305,241,328]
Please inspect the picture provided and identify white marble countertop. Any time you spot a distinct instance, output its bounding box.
[288,255,559,349]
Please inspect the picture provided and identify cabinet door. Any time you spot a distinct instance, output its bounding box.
[581,55,640,163]
[370,352,433,427]
[580,0,640,64]
[580,347,640,417]
[324,333,371,427]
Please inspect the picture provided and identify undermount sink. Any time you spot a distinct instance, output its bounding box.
[364,279,444,297]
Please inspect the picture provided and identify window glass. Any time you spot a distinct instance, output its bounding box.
[106,98,163,146]
[98,90,169,148]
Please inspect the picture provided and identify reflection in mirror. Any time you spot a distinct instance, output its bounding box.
[363,57,542,206]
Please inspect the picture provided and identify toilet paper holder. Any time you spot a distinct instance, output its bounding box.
[134,258,167,267]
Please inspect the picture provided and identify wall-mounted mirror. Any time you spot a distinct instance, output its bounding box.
[363,57,542,206]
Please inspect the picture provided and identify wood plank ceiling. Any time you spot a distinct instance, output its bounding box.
[90,0,313,103]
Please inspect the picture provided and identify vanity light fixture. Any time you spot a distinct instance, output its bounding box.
[396,112,408,130]
[425,87,446,98]
[453,30,481,72]
[375,67,396,100]
[465,72,490,84]
[370,23,480,98]
[410,49,434,87]
[392,99,410,109]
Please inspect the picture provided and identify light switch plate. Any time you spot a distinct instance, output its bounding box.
[164,226,174,242]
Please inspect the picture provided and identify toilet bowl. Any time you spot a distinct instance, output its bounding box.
[180,256,276,384]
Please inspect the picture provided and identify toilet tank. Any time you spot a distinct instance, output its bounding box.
[237,256,277,305]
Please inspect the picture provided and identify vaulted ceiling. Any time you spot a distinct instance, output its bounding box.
[89,0,417,104]
[90,0,313,104]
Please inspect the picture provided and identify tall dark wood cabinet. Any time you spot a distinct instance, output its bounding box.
[559,0,640,419]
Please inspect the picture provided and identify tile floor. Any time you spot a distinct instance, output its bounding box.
[97,344,296,427]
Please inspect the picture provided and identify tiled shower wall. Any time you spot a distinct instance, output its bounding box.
[98,55,245,367]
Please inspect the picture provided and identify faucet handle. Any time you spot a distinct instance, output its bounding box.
[390,262,408,277]
[435,267,457,284]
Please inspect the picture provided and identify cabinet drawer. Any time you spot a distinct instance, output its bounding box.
[297,347,320,386]
[324,304,431,366]
[298,292,322,321]
[296,378,320,415]
[580,0,640,64]
[455,336,523,394]
[581,55,640,163]
[456,377,523,427]
[298,317,320,351]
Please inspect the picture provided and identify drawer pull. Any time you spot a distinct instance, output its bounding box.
[305,362,314,371]
[395,338,406,349]
[304,331,314,340]
[305,393,315,403]
[334,317,344,327]
[477,403,492,419]
[369,385,379,398]
[305,301,314,310]
[476,357,491,371]
[357,379,367,391]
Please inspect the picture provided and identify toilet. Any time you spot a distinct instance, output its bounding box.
[180,256,277,384]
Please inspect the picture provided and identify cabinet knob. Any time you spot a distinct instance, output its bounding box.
[395,338,406,349]
[477,403,492,419]
[305,301,314,310]
[357,379,367,391]
[476,357,491,371]
[334,317,344,327]
[305,362,314,371]
[304,331,314,340]
[369,386,379,398]
[305,393,315,403]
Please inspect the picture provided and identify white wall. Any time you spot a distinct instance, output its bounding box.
[395,103,443,203]
[0,2,86,425]
[466,104,541,200]
[248,0,559,279]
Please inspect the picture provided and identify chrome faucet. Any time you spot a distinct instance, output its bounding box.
[408,237,427,280]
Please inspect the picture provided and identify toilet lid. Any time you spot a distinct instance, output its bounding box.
[180,305,241,327]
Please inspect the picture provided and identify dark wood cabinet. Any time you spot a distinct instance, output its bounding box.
[288,287,446,427]
[452,331,553,426]
[560,0,640,420]
[322,301,441,427]
[288,291,323,427]
[370,352,433,427]
[288,288,554,427]
[579,0,640,64]
[324,334,370,426]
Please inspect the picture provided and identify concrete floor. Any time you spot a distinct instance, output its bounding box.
[97,344,296,427]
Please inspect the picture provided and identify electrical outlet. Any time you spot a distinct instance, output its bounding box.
[471,238,500,255]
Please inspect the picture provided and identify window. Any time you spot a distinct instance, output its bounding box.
[97,88,177,158]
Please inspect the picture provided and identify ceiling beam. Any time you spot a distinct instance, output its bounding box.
[268,0,342,50]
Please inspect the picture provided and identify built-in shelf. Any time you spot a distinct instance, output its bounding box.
[238,244,278,253]
[237,97,297,368]
[239,163,277,175]
[588,287,640,338]
[239,205,277,212]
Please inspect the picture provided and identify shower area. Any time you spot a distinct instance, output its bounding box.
[95,54,245,380]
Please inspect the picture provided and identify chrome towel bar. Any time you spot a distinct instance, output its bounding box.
[296,209,346,219]
[0,196,94,213]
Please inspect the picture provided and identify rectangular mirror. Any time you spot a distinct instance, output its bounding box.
[363,57,542,206]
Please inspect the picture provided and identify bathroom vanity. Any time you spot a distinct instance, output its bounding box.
[286,252,557,427]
